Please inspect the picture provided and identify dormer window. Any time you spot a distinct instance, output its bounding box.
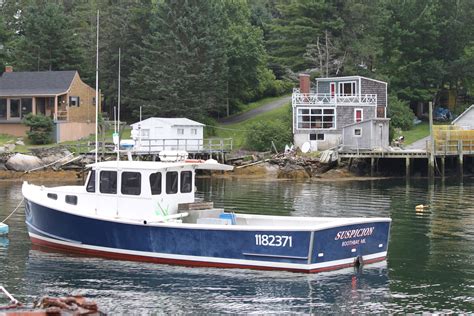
[338,81,356,96]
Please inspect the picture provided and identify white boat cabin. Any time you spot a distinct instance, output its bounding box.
[25,160,232,223]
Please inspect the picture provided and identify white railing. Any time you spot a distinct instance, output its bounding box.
[133,138,233,153]
[292,89,377,106]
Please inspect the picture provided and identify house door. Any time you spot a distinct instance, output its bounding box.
[330,82,336,101]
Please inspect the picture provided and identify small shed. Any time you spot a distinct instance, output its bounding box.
[341,118,390,151]
[452,105,474,130]
[130,117,204,152]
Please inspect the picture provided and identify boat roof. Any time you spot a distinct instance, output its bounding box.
[86,159,234,171]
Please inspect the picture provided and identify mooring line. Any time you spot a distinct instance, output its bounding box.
[1,198,24,224]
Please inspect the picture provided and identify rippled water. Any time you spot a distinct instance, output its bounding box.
[1,176,473,313]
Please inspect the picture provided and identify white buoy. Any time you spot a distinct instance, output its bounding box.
[0,223,8,236]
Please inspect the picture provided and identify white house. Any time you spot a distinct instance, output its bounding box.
[452,105,474,130]
[130,117,204,152]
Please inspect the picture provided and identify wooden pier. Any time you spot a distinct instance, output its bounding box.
[68,137,233,162]
[339,139,474,177]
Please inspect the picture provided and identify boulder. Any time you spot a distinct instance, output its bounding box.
[5,153,43,172]
[277,163,310,179]
[30,146,72,166]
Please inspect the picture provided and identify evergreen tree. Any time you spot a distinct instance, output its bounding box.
[221,1,269,106]
[14,1,84,71]
[266,0,344,76]
[129,0,227,121]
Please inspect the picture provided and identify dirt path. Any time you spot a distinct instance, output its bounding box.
[219,96,291,125]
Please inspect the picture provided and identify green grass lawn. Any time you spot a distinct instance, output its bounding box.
[395,122,449,145]
[226,95,290,118]
[213,103,291,149]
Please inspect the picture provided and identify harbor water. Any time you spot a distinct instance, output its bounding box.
[0,176,473,313]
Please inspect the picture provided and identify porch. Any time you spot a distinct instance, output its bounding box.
[0,95,69,123]
[292,88,377,107]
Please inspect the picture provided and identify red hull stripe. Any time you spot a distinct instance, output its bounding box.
[30,237,386,273]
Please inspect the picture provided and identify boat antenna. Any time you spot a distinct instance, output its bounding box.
[95,10,99,164]
[117,47,121,161]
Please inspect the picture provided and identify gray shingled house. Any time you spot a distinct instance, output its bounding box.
[0,66,98,142]
[292,75,389,151]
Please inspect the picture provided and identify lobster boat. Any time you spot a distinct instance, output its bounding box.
[21,159,391,273]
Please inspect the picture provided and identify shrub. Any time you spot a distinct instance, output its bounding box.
[244,120,293,152]
[23,114,54,144]
[388,95,415,131]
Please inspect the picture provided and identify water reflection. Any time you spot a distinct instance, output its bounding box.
[23,249,389,314]
[1,177,474,313]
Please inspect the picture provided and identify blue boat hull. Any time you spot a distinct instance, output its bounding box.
[24,199,390,273]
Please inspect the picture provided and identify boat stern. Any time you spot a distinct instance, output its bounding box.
[308,219,391,272]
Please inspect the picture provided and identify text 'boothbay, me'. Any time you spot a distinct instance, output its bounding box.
[334,227,375,240]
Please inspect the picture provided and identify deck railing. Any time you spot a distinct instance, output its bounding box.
[132,138,233,154]
[292,89,377,106]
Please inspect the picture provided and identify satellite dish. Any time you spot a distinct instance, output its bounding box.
[301,142,311,153]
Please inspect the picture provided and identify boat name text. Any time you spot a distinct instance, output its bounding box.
[255,234,293,247]
[334,227,374,241]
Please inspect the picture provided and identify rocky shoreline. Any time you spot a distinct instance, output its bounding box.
[0,147,373,182]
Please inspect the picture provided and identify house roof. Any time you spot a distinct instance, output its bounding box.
[131,117,204,128]
[316,76,387,85]
[0,70,77,97]
[452,104,474,125]
[342,118,390,129]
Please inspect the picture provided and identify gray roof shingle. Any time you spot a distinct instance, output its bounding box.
[0,70,77,96]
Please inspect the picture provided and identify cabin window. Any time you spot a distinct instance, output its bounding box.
[297,108,335,129]
[354,128,362,136]
[86,170,95,192]
[100,171,117,194]
[338,81,356,96]
[65,195,78,205]
[21,98,32,118]
[355,109,363,123]
[69,96,80,107]
[177,128,184,135]
[309,133,324,141]
[9,99,20,118]
[191,128,197,135]
[47,193,58,200]
[0,99,6,118]
[150,172,162,195]
[180,171,192,193]
[121,172,141,195]
[166,171,178,194]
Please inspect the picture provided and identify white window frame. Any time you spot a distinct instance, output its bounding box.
[338,81,357,96]
[69,96,80,107]
[309,133,325,141]
[191,128,197,135]
[177,128,184,135]
[354,128,362,137]
[296,107,336,130]
[354,108,363,123]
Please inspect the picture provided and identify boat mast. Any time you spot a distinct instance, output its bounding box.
[95,10,99,164]
[117,47,121,161]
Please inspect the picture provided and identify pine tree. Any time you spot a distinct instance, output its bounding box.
[14,1,84,71]
[129,0,227,121]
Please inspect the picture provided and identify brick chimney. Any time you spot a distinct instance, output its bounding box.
[299,73,310,94]
[5,66,13,73]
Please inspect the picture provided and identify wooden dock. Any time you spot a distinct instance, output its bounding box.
[339,139,474,177]
[68,137,233,162]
